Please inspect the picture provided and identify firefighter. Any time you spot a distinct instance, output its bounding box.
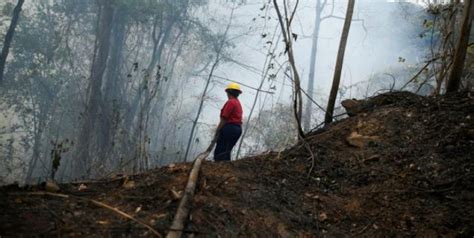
[213,82,243,161]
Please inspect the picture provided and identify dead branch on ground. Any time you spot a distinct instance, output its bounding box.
[22,191,162,237]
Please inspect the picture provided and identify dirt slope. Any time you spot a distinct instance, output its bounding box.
[1,91,473,237]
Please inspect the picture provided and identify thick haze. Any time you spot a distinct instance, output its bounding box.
[193,0,428,155]
[0,0,436,184]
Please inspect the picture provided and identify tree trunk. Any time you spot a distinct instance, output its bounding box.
[25,114,46,184]
[0,0,25,82]
[303,0,322,132]
[125,16,172,139]
[324,0,355,125]
[130,17,176,172]
[182,55,220,162]
[446,0,473,93]
[124,18,161,135]
[99,7,127,169]
[151,28,187,159]
[273,0,305,140]
[74,0,114,179]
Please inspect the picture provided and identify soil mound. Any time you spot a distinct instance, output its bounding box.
[1,91,473,237]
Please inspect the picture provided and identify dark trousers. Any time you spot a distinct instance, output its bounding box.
[214,124,242,161]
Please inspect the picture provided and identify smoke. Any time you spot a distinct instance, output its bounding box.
[0,0,436,184]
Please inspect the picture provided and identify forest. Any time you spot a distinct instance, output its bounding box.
[0,0,473,236]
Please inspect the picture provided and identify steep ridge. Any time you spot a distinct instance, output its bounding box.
[1,91,473,237]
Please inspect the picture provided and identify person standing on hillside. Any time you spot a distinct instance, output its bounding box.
[213,83,243,161]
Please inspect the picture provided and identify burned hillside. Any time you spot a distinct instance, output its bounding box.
[1,91,473,237]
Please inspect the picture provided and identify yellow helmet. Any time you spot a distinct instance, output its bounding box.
[225,82,242,93]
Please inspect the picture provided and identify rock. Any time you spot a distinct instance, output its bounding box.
[122,176,135,189]
[346,132,380,148]
[319,212,328,222]
[78,184,87,191]
[45,180,60,192]
[341,99,362,116]
[122,180,135,189]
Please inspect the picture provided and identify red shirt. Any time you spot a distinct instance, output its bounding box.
[220,98,243,125]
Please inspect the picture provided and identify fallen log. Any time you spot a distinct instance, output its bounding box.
[166,141,216,238]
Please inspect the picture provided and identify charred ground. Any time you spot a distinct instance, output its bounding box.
[1,91,473,237]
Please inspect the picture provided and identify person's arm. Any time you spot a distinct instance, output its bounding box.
[213,117,227,142]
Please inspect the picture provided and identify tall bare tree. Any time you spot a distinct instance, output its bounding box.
[303,0,324,132]
[0,0,25,82]
[446,0,473,93]
[324,0,355,125]
[273,0,305,139]
[98,6,128,169]
[74,0,115,179]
